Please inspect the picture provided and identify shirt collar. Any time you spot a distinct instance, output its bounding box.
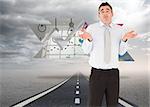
[99,21,113,28]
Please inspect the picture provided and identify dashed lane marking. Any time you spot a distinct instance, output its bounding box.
[74,98,80,104]
[76,86,79,89]
[75,90,80,95]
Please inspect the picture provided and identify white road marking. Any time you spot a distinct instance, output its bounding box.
[74,98,80,104]
[76,86,79,89]
[77,82,79,85]
[75,90,80,95]
[77,72,79,82]
[12,77,72,107]
[119,99,134,107]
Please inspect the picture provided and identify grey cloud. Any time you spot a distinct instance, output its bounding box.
[0,0,15,14]
[144,0,150,4]
[0,0,97,36]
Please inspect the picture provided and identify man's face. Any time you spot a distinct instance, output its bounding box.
[98,6,113,25]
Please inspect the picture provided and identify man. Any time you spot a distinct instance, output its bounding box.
[79,2,137,107]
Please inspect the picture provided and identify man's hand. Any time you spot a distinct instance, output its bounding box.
[79,29,93,42]
[122,31,137,42]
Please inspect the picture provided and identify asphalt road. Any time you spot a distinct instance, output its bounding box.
[12,73,137,107]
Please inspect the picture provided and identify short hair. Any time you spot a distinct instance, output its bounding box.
[98,2,112,11]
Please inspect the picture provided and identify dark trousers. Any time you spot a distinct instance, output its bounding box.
[89,67,119,107]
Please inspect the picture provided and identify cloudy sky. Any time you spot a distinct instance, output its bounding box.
[0,0,150,62]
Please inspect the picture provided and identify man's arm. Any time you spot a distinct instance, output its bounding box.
[119,40,128,56]
[79,29,93,54]
[119,30,137,56]
[82,39,93,54]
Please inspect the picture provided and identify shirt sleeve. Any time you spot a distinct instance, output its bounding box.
[119,40,128,56]
[119,26,128,56]
[82,39,93,54]
[81,25,93,54]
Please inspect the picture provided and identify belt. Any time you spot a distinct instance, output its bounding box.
[92,67,118,71]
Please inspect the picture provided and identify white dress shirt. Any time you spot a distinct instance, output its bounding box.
[82,21,128,69]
